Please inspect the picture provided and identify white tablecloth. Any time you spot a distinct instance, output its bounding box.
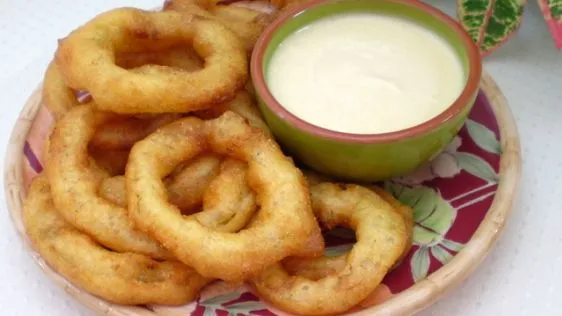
[0,1,560,315]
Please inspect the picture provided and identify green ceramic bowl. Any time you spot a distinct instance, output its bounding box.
[251,0,482,182]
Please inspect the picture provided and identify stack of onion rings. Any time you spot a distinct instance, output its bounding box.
[99,156,257,231]
[126,112,324,282]
[23,175,211,305]
[98,154,221,211]
[24,1,415,313]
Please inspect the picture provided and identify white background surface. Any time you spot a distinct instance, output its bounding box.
[0,0,560,315]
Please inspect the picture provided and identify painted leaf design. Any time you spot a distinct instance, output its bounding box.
[413,225,443,246]
[442,238,465,252]
[417,200,457,240]
[203,308,217,316]
[386,183,457,247]
[325,244,353,257]
[226,301,268,313]
[200,292,241,307]
[457,0,527,55]
[431,245,454,265]
[385,183,436,222]
[454,152,499,182]
[465,119,502,154]
[411,247,430,282]
[537,0,562,48]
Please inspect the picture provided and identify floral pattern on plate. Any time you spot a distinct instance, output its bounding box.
[22,91,501,315]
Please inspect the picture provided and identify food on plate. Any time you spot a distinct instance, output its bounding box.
[370,185,414,259]
[230,0,279,13]
[163,154,222,212]
[42,61,80,120]
[115,45,203,71]
[251,183,408,315]
[55,8,248,113]
[43,46,205,120]
[244,79,256,96]
[193,158,256,232]
[89,89,263,156]
[164,0,274,52]
[98,175,129,207]
[23,175,211,305]
[99,157,257,232]
[90,114,182,150]
[126,112,323,282]
[89,147,130,176]
[195,90,271,135]
[282,253,348,281]
[282,185,414,281]
[21,1,419,314]
[46,104,171,259]
[266,12,465,134]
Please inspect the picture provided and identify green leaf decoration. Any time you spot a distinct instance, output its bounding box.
[384,183,436,223]
[465,119,502,155]
[325,244,353,257]
[442,239,466,252]
[226,301,268,314]
[386,183,457,247]
[454,152,499,183]
[203,308,217,316]
[548,0,562,18]
[413,225,444,246]
[457,0,527,55]
[431,245,454,265]
[537,0,562,49]
[411,247,430,282]
[200,292,241,307]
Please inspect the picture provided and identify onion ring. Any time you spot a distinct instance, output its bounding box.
[23,175,211,305]
[126,112,323,281]
[282,185,414,283]
[55,8,247,113]
[98,175,129,207]
[90,113,182,150]
[89,147,130,176]
[43,46,204,120]
[207,5,275,53]
[164,154,222,212]
[229,1,279,14]
[46,104,171,259]
[251,183,408,315]
[99,154,221,212]
[193,158,257,232]
[195,90,271,135]
[42,61,80,120]
[99,158,256,232]
[97,89,269,210]
[370,185,414,257]
[116,46,203,71]
[267,0,306,10]
[164,0,274,53]
[282,254,348,281]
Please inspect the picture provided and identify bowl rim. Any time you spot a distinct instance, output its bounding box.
[251,0,482,144]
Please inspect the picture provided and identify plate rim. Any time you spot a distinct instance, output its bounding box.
[3,71,521,316]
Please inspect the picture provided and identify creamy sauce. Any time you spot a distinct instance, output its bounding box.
[267,13,466,134]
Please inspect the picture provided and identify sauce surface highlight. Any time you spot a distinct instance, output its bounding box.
[266,13,466,134]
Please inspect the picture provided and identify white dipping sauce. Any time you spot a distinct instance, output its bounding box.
[267,13,466,134]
